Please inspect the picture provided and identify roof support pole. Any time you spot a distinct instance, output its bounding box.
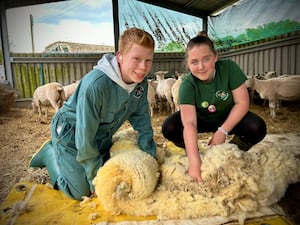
[112,0,120,53]
[0,1,13,87]
[202,16,208,32]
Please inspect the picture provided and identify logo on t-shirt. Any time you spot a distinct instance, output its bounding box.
[216,90,229,101]
[134,86,144,98]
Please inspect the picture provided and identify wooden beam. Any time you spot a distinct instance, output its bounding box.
[0,1,13,87]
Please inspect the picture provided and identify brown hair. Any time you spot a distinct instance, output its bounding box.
[185,31,216,61]
[118,27,155,54]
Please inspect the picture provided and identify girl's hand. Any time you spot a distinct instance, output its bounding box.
[188,162,202,183]
[208,130,226,146]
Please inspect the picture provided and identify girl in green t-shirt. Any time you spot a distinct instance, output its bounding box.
[162,32,266,183]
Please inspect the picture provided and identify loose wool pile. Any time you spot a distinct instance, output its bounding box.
[93,129,300,220]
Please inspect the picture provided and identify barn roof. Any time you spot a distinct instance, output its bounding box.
[136,0,239,17]
[3,0,238,17]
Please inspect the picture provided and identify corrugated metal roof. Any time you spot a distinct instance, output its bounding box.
[136,0,239,17]
[3,0,239,18]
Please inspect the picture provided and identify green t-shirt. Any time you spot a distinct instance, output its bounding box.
[179,59,247,122]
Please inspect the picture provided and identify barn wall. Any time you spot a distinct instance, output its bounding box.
[150,52,186,78]
[11,33,300,99]
[219,33,300,76]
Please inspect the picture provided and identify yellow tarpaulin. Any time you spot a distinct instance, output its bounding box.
[0,182,156,225]
[0,181,294,225]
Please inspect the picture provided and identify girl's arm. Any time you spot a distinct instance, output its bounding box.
[180,104,202,182]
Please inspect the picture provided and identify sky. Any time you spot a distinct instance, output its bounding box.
[6,0,114,53]
[6,0,202,53]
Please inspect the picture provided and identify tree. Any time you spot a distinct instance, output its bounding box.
[160,41,185,52]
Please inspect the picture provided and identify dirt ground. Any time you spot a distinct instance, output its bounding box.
[0,101,300,222]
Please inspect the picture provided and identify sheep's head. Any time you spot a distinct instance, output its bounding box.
[154,71,168,81]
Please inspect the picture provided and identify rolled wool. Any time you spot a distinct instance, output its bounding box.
[93,149,160,215]
[93,130,300,220]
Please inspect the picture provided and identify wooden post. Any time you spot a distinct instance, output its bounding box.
[30,14,35,54]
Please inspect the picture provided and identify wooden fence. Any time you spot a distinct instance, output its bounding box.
[11,55,100,98]
[10,31,300,99]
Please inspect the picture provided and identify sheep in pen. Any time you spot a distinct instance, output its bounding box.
[93,128,300,222]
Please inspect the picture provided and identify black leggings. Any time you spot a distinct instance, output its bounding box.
[162,111,267,151]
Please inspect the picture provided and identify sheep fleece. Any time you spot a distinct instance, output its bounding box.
[93,131,300,219]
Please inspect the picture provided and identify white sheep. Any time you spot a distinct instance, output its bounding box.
[147,80,157,117]
[245,74,259,103]
[245,75,255,89]
[263,71,277,79]
[63,80,80,101]
[253,72,294,108]
[148,79,158,91]
[32,82,66,119]
[254,75,300,118]
[255,71,277,80]
[155,71,176,113]
[171,71,186,111]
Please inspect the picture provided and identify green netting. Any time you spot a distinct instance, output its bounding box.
[119,0,300,52]
[208,0,300,50]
